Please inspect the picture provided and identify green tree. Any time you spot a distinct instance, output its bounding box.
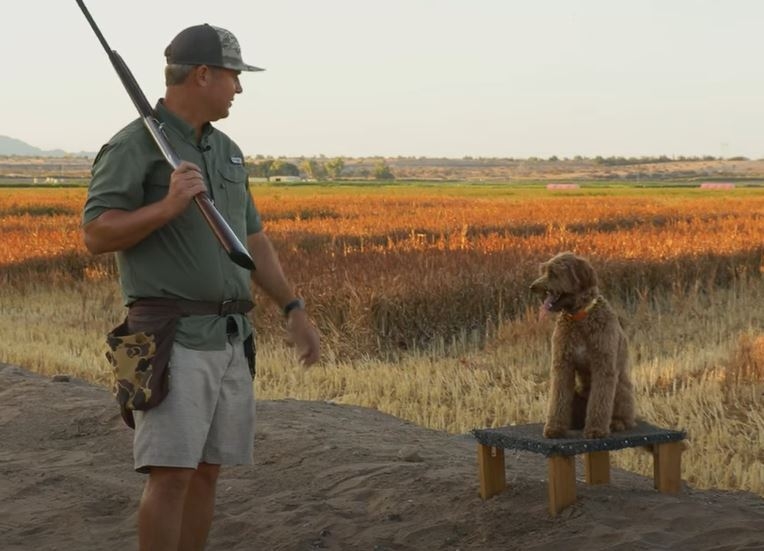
[270,160,300,177]
[373,160,394,180]
[300,159,327,180]
[325,157,345,180]
[248,159,273,177]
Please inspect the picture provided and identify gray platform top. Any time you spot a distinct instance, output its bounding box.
[471,421,686,457]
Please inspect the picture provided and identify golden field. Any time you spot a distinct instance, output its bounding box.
[0,183,762,495]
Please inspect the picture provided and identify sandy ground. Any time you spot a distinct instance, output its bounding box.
[1,363,763,551]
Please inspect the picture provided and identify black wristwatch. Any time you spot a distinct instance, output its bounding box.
[283,298,305,317]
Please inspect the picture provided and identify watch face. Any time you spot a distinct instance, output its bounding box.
[284,298,304,316]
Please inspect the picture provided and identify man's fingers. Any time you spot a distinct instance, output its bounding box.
[286,316,320,366]
[175,160,202,174]
[299,347,320,366]
[170,166,207,199]
[297,333,320,366]
[187,181,207,196]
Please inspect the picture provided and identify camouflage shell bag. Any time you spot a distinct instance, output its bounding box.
[105,314,177,429]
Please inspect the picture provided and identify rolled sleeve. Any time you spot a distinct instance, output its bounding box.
[83,139,150,225]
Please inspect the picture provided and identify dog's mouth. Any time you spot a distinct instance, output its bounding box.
[540,290,577,314]
[531,280,566,313]
[543,292,563,312]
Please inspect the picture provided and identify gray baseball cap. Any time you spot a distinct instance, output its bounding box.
[164,24,264,72]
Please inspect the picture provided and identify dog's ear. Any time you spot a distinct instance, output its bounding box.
[571,255,598,289]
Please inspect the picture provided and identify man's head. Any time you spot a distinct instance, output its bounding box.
[163,24,263,122]
[164,24,263,73]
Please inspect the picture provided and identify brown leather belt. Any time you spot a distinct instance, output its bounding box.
[128,297,254,317]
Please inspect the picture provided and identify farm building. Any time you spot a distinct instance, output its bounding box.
[270,175,303,183]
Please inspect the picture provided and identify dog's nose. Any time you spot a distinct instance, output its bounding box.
[530,274,550,293]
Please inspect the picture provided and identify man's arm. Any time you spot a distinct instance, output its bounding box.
[83,161,207,254]
[248,231,320,366]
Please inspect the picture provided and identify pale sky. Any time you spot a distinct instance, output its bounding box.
[3,0,764,158]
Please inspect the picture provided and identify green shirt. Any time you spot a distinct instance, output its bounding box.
[83,100,263,350]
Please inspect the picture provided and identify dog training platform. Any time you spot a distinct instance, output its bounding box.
[471,421,687,515]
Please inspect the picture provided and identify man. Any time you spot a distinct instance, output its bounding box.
[82,24,320,550]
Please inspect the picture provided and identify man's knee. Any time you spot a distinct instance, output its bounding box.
[145,466,196,499]
[194,462,221,487]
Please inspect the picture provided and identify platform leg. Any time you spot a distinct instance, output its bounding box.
[584,450,610,485]
[653,441,683,494]
[548,455,576,515]
[477,444,506,500]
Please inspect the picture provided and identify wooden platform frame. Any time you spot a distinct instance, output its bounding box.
[473,422,686,516]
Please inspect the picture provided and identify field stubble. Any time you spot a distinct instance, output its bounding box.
[0,184,762,495]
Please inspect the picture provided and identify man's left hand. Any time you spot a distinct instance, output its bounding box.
[286,310,320,366]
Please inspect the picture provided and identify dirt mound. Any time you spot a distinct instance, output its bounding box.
[1,363,762,550]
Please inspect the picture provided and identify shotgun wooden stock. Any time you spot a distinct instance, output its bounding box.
[75,0,255,270]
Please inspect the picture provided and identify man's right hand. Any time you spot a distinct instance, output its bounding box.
[163,161,208,218]
[83,161,209,255]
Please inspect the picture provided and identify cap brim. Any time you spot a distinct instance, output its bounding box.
[226,61,265,72]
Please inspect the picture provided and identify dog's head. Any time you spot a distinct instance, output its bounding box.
[530,252,598,313]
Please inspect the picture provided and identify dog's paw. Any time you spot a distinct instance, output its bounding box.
[611,418,637,432]
[610,419,626,432]
[583,427,610,439]
[543,425,567,438]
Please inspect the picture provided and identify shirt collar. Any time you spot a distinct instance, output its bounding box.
[154,99,214,144]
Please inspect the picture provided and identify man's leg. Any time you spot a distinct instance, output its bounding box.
[178,462,221,551]
[138,466,195,551]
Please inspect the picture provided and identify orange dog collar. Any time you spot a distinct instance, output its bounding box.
[566,297,599,321]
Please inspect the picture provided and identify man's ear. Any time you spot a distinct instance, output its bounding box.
[194,65,213,87]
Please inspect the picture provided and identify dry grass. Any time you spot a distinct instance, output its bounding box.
[0,184,762,496]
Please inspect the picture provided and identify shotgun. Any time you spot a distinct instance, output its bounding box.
[75,0,256,270]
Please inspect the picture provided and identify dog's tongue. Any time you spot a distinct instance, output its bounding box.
[539,295,554,320]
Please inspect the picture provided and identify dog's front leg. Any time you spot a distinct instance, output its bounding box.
[583,361,618,439]
[544,351,575,438]
[611,337,636,431]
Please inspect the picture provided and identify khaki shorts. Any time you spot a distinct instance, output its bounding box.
[133,335,255,473]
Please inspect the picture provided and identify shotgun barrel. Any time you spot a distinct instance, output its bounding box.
[75,0,255,270]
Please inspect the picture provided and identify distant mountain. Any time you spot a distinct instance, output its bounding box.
[0,135,94,158]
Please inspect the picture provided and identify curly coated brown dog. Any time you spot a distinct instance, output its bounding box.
[530,252,636,439]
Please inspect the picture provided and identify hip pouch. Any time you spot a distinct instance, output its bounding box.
[105,305,179,429]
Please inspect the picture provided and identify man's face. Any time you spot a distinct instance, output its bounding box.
[204,66,242,120]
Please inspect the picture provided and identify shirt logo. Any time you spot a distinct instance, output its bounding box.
[230,156,243,165]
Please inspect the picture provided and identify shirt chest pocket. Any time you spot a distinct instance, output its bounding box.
[215,164,249,207]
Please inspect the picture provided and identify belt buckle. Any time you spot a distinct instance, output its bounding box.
[219,299,235,316]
